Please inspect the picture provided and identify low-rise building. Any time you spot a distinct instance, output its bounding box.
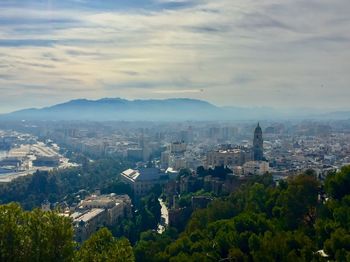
[120,168,168,197]
[61,193,132,242]
[72,208,106,242]
[33,155,60,167]
[207,147,252,167]
[243,161,269,175]
[80,194,132,225]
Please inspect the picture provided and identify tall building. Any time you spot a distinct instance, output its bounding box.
[253,123,264,161]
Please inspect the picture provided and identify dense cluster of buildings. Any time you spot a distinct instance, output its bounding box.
[3,120,350,177]
[158,124,268,176]
[58,193,132,242]
[203,124,268,176]
[0,131,75,182]
[4,120,348,188]
[115,124,268,210]
[2,119,350,242]
[264,131,350,177]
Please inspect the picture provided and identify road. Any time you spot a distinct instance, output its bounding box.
[157,198,169,234]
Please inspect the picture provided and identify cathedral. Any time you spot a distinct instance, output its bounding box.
[253,123,264,161]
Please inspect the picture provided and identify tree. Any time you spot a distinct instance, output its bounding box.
[324,228,350,261]
[76,228,134,262]
[196,166,208,177]
[0,203,25,262]
[209,166,232,180]
[25,209,75,262]
[325,166,350,200]
[252,231,314,262]
[0,157,129,210]
[178,168,192,179]
[133,230,176,262]
[276,174,320,229]
[0,203,75,262]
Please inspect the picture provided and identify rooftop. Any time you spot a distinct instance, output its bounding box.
[121,167,165,182]
[73,208,105,223]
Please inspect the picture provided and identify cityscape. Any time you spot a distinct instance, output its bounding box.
[0,0,350,261]
[0,115,350,260]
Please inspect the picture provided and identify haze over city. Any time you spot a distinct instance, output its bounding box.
[1,0,350,113]
[1,1,350,261]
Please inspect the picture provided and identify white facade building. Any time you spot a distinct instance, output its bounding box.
[62,194,132,242]
[120,168,167,197]
[243,161,269,175]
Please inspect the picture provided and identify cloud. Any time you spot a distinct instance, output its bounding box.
[0,39,58,47]
[152,89,203,94]
[0,0,349,112]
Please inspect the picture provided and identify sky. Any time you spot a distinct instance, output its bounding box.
[0,0,349,113]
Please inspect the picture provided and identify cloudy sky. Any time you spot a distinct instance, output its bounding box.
[0,0,349,113]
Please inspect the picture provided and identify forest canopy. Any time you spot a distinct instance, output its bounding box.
[0,166,349,261]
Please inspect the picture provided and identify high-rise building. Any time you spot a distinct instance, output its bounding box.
[253,123,264,161]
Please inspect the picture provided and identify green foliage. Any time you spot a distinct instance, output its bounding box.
[2,166,350,262]
[177,194,192,208]
[251,231,315,262]
[275,174,320,229]
[325,165,350,200]
[135,193,162,233]
[324,228,350,261]
[101,179,133,196]
[131,168,350,261]
[76,228,134,262]
[109,190,162,245]
[196,165,233,180]
[0,204,135,262]
[134,229,178,262]
[164,173,319,260]
[0,203,75,262]
[0,157,129,209]
[179,168,192,177]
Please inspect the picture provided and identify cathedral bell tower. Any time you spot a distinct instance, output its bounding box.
[253,123,263,161]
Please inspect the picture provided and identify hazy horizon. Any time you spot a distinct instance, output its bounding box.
[1,96,350,116]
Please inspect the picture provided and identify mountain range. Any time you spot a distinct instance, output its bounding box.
[0,98,349,121]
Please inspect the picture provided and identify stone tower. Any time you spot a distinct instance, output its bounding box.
[253,123,263,161]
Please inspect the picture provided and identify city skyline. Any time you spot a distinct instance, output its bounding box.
[1,0,350,113]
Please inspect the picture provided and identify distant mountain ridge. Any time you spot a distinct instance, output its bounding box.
[1,98,223,121]
[0,98,349,121]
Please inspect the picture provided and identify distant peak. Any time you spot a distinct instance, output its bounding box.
[98,98,125,102]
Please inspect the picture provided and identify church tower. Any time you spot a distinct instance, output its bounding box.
[253,123,263,161]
